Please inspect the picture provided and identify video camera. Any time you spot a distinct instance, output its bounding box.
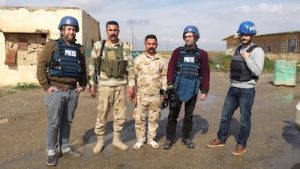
[160,89,168,109]
[160,87,178,109]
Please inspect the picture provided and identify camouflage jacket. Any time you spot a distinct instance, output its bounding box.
[134,52,167,96]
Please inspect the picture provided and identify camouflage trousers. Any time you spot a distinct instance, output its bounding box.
[133,94,161,142]
[94,85,126,138]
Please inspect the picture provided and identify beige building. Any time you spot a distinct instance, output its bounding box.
[223,31,300,60]
[0,6,101,87]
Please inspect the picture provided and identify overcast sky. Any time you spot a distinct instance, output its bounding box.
[1,0,300,51]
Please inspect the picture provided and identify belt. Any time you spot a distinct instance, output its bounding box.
[50,81,76,91]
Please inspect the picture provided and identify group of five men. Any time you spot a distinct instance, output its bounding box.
[36,16,264,166]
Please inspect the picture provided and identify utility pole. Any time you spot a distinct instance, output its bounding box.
[167,40,169,51]
[135,37,137,50]
[131,24,134,50]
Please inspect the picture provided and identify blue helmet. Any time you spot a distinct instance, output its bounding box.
[237,21,256,35]
[58,16,79,32]
[183,25,200,38]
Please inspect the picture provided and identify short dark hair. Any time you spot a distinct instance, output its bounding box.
[106,21,119,28]
[145,34,157,42]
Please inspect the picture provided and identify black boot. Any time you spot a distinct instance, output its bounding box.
[163,140,173,150]
[182,139,195,148]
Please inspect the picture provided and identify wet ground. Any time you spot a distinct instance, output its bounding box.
[0,72,300,169]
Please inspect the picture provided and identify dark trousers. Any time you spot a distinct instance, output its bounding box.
[166,94,198,141]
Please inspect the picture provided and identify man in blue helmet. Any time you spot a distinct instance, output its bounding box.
[207,21,265,155]
[37,16,87,166]
[163,25,210,149]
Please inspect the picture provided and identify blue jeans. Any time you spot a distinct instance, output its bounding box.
[45,90,79,156]
[217,86,255,146]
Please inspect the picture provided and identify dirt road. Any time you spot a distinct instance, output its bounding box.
[0,72,300,169]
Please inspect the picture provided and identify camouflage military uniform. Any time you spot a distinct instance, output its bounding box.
[88,41,134,144]
[133,52,167,143]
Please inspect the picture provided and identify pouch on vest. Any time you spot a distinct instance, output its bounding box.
[101,45,126,78]
[111,60,127,78]
[174,76,201,102]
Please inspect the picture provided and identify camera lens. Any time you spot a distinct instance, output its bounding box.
[169,94,176,101]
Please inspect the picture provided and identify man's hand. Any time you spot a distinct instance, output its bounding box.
[241,50,250,60]
[89,85,97,98]
[166,85,174,94]
[46,86,59,94]
[160,95,166,103]
[160,95,169,109]
[127,86,136,103]
[127,86,135,98]
[199,93,207,101]
[131,95,137,105]
[75,86,85,93]
[166,85,175,99]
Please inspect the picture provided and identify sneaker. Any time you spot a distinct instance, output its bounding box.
[62,149,82,157]
[232,145,246,156]
[133,142,144,150]
[147,140,159,149]
[163,140,173,150]
[182,139,195,148]
[46,155,57,166]
[207,139,225,148]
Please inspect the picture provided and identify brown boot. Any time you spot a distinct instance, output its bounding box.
[207,138,225,148]
[112,133,128,151]
[232,144,246,155]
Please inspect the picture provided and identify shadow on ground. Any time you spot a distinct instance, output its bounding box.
[79,114,211,146]
[291,163,300,169]
[282,121,300,150]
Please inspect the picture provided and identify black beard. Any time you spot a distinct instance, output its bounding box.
[148,48,155,51]
[240,39,252,45]
[184,44,196,51]
[63,36,76,43]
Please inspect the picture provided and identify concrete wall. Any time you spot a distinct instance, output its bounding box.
[1,33,46,86]
[224,32,300,60]
[255,33,300,54]
[0,7,83,41]
[82,10,101,57]
[0,7,100,87]
[224,36,239,55]
[0,33,5,83]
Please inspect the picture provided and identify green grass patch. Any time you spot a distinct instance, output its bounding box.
[13,83,41,90]
[209,52,279,72]
[209,53,231,72]
[153,51,298,73]
[263,58,275,72]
